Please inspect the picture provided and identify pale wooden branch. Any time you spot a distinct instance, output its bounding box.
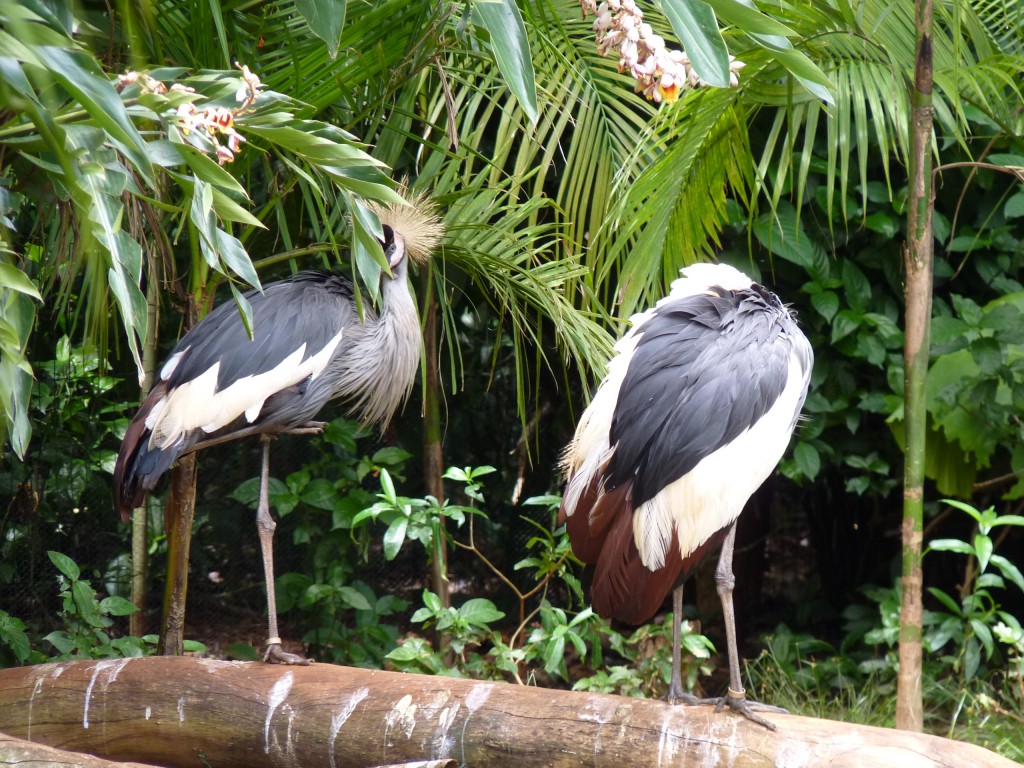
[0,657,1016,768]
[0,732,163,767]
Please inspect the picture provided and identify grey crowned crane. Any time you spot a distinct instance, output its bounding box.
[560,262,812,729]
[114,195,443,664]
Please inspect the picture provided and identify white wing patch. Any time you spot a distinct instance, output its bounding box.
[146,330,345,450]
[633,349,809,569]
[160,348,189,380]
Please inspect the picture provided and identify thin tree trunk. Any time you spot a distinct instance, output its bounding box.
[130,271,161,638]
[898,0,935,732]
[157,453,198,656]
[157,288,201,656]
[420,270,450,656]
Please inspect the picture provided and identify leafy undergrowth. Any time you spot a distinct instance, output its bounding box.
[745,625,1024,762]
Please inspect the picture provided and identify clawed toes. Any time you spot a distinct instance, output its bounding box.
[263,643,312,665]
[715,693,783,730]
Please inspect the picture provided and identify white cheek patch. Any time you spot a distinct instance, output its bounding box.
[146,330,345,450]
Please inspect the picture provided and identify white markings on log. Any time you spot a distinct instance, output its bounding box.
[177,696,186,723]
[82,659,131,730]
[579,697,617,759]
[145,706,152,720]
[413,690,453,753]
[328,686,369,768]
[774,736,813,767]
[707,715,741,768]
[264,671,294,754]
[656,707,683,767]
[27,663,68,740]
[459,683,493,765]
[384,693,418,746]
[432,702,460,760]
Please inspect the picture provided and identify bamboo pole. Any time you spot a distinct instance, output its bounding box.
[898,0,935,732]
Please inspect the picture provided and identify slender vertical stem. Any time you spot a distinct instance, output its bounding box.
[158,451,197,655]
[159,252,203,656]
[420,269,450,657]
[898,0,935,732]
[130,269,160,638]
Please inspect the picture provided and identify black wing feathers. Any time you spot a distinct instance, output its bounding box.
[166,271,359,391]
[608,287,791,508]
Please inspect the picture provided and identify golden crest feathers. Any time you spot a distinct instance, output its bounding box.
[366,186,444,266]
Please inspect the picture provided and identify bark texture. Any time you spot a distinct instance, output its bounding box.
[898,0,935,732]
[0,658,1016,768]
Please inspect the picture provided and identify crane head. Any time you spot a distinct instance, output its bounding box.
[368,188,444,272]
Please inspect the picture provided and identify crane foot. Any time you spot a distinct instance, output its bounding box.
[263,642,313,665]
[666,681,701,706]
[667,689,784,730]
[713,690,785,731]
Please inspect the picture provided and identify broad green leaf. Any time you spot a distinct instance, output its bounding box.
[0,264,41,299]
[704,0,799,36]
[663,0,730,88]
[40,47,153,183]
[974,533,993,573]
[1005,191,1024,219]
[43,630,75,654]
[372,446,413,465]
[227,282,255,340]
[991,555,1024,593]
[971,619,994,659]
[300,478,338,510]
[474,0,538,125]
[926,586,962,617]
[458,598,504,626]
[47,550,79,580]
[792,441,820,480]
[810,290,839,321]
[841,260,872,313]
[296,0,346,59]
[102,229,148,378]
[171,140,249,198]
[214,229,261,289]
[383,517,408,560]
[99,595,138,616]
[337,586,372,611]
[927,539,974,556]
[211,188,266,229]
[758,43,833,103]
[0,55,36,102]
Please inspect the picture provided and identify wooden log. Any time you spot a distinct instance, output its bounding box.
[0,731,164,768]
[0,657,1016,768]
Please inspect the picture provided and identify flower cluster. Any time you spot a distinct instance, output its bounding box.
[118,62,262,166]
[581,0,744,104]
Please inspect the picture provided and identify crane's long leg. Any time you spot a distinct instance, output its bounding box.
[188,421,326,456]
[713,520,783,729]
[256,436,311,665]
[667,585,700,704]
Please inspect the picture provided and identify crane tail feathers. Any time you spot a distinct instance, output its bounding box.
[113,381,178,522]
[561,478,628,564]
[564,475,731,625]
[562,476,682,624]
[590,509,684,625]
